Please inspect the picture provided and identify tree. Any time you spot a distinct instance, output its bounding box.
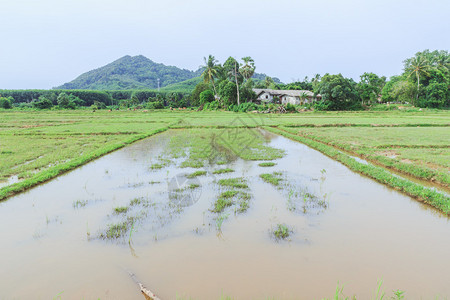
[199,90,215,104]
[389,80,416,103]
[264,76,275,88]
[404,53,432,103]
[357,72,386,104]
[315,74,359,110]
[201,55,220,96]
[0,97,12,109]
[240,56,256,82]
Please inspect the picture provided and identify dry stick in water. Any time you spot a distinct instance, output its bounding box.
[127,270,162,300]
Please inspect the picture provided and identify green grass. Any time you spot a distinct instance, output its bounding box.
[186,170,207,178]
[212,198,234,213]
[101,221,129,239]
[212,168,234,174]
[267,126,450,214]
[272,223,291,239]
[113,206,128,214]
[72,199,88,208]
[280,126,449,186]
[260,172,283,186]
[1,109,449,208]
[217,177,248,189]
[258,162,276,167]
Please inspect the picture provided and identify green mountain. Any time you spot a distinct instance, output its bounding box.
[55,54,282,91]
[55,55,202,90]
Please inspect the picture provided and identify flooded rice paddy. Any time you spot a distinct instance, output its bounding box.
[0,128,449,299]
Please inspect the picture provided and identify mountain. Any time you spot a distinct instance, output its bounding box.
[55,55,282,91]
[55,55,202,90]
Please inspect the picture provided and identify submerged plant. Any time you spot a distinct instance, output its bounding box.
[258,162,276,167]
[216,213,229,231]
[113,206,128,214]
[272,223,291,240]
[217,177,248,189]
[212,168,234,174]
[186,170,207,178]
[260,172,283,186]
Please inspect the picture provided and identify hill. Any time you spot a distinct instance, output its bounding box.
[55,55,202,90]
[55,55,282,91]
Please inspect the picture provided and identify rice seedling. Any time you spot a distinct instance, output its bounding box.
[72,199,88,209]
[113,206,128,214]
[258,162,276,167]
[216,213,229,231]
[186,170,207,178]
[217,177,248,189]
[212,168,234,174]
[272,223,291,240]
[212,198,234,213]
[260,172,283,186]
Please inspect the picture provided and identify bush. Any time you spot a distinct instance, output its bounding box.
[146,101,164,109]
[199,90,215,104]
[0,97,12,109]
[32,96,53,109]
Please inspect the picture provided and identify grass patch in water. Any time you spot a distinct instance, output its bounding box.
[213,197,234,213]
[150,163,165,170]
[217,177,248,189]
[213,168,234,174]
[73,199,88,208]
[101,221,129,239]
[188,183,200,189]
[186,170,207,178]
[260,172,283,186]
[113,206,128,214]
[258,162,276,167]
[272,223,291,240]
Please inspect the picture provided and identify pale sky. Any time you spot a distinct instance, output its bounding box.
[1,0,449,89]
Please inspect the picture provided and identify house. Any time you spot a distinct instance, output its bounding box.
[253,89,321,105]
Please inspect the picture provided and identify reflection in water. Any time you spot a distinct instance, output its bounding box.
[0,129,449,299]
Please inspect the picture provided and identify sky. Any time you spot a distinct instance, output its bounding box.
[1,0,449,89]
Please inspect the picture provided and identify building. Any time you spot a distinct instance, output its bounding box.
[253,89,321,105]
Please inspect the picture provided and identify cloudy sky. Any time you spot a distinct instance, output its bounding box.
[1,0,449,89]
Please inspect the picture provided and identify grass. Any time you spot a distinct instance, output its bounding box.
[212,168,234,174]
[280,126,449,186]
[113,206,128,214]
[260,172,283,186]
[258,162,276,167]
[272,223,291,240]
[212,191,251,213]
[213,198,234,213]
[1,109,449,210]
[267,126,450,214]
[217,177,248,189]
[186,170,207,178]
[72,199,88,208]
[101,221,129,239]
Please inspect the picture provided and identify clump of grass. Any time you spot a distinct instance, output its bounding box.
[260,172,283,186]
[101,221,128,239]
[188,183,200,189]
[186,170,207,178]
[218,177,248,189]
[216,213,229,231]
[213,197,234,213]
[113,206,128,214]
[216,160,228,165]
[272,223,291,239]
[237,193,250,213]
[150,163,165,170]
[129,197,145,206]
[220,190,239,198]
[213,168,234,174]
[72,199,88,209]
[258,162,276,167]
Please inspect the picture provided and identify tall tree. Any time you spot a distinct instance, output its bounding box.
[239,56,256,82]
[404,54,432,102]
[201,55,220,96]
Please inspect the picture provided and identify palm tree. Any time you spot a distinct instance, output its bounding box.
[404,54,432,102]
[201,55,219,96]
[239,56,255,82]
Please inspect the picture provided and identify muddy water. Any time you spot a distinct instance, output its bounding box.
[0,129,449,299]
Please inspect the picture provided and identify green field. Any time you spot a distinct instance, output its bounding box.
[1,109,449,212]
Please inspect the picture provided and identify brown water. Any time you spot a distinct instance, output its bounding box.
[0,129,449,300]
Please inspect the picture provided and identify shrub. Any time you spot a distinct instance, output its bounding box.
[32,96,53,109]
[199,90,215,104]
[0,97,12,109]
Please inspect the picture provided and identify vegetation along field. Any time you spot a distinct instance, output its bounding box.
[0,108,449,299]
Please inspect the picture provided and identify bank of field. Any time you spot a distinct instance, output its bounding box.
[279,126,450,187]
[1,110,449,207]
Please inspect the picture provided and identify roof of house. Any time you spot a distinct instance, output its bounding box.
[253,89,319,98]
